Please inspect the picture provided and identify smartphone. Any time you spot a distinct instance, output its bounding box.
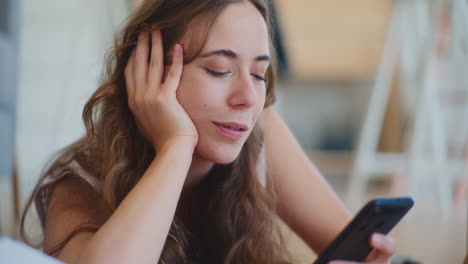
[313,197,414,264]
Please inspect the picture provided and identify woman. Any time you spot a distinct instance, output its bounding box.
[21,0,396,263]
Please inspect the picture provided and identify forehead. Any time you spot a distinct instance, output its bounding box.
[202,2,270,57]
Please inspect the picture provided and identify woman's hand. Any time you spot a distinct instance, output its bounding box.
[329,233,396,264]
[125,31,198,151]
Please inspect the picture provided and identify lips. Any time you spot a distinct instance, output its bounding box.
[213,121,249,140]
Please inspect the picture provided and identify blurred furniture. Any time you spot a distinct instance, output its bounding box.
[349,0,468,213]
[0,0,20,237]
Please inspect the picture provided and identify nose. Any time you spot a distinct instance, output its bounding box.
[227,73,258,110]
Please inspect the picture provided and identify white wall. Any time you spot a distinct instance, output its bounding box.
[0,0,20,237]
[17,0,129,209]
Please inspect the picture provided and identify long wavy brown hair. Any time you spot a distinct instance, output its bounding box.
[21,0,293,263]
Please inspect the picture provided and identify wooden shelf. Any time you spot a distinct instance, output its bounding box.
[275,0,393,81]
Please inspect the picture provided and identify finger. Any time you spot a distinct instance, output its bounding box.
[368,233,396,262]
[134,32,150,97]
[125,50,137,110]
[148,30,164,91]
[365,249,392,264]
[163,44,184,93]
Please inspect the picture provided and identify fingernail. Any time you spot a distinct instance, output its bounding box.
[174,44,181,56]
[372,233,382,245]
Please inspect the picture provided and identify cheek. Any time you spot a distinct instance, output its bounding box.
[177,68,205,110]
[176,67,222,118]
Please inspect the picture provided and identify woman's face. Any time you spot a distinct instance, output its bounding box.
[176,1,270,164]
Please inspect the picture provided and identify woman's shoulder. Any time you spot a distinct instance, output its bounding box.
[47,175,104,216]
[35,160,103,227]
[42,160,101,191]
[42,174,107,256]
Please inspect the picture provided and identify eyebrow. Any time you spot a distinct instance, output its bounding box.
[200,49,270,62]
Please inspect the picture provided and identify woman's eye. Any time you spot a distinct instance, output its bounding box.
[205,69,230,78]
[252,74,266,82]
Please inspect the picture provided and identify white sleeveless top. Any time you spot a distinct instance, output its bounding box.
[34,148,267,228]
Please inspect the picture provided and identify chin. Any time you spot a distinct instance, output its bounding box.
[194,139,244,165]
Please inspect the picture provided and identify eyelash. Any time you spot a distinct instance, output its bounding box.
[205,69,266,82]
[205,69,229,78]
[254,75,266,82]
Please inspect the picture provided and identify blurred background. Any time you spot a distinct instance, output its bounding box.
[1,0,467,263]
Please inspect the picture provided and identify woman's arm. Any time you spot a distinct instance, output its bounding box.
[263,107,352,253]
[264,108,396,263]
[77,139,194,263]
[45,139,194,264]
